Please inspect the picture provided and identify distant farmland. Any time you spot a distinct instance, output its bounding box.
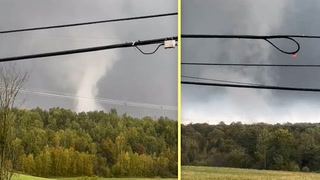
[182,166,320,180]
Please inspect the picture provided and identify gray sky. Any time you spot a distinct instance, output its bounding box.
[0,0,177,119]
[182,0,320,124]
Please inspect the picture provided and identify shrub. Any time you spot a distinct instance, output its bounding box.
[302,166,310,172]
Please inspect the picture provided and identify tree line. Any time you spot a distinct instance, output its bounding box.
[182,122,320,172]
[8,107,177,178]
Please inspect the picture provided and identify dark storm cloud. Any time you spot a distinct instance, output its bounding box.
[266,1,320,103]
[0,0,177,119]
[182,0,320,124]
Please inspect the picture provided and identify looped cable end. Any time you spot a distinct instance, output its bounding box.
[134,43,164,55]
[264,37,300,55]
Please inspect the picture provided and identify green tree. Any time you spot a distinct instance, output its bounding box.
[255,128,270,169]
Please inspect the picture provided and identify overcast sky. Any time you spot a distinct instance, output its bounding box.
[182,0,320,124]
[0,0,177,119]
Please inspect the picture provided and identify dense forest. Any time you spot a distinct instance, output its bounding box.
[182,122,320,172]
[9,107,177,178]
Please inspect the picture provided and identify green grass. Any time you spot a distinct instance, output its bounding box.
[13,174,176,180]
[182,166,320,180]
[13,174,52,180]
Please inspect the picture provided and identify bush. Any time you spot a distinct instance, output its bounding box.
[287,162,300,171]
[302,166,310,172]
[105,166,112,177]
[76,176,99,180]
[227,149,252,168]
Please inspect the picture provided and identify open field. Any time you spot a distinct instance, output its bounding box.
[13,174,177,180]
[182,166,320,180]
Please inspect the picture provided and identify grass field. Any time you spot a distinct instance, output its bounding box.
[12,174,177,180]
[182,166,320,180]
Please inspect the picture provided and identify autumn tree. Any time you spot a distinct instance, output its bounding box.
[0,105,177,178]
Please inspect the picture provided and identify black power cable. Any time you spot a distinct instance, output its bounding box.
[0,36,178,62]
[0,12,178,34]
[182,75,261,86]
[182,62,320,67]
[182,34,320,39]
[182,81,320,92]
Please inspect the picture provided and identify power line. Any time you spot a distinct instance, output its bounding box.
[182,75,261,86]
[0,36,178,62]
[181,34,320,39]
[182,62,320,67]
[20,88,177,111]
[0,12,178,34]
[182,81,320,92]
[181,34,320,55]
